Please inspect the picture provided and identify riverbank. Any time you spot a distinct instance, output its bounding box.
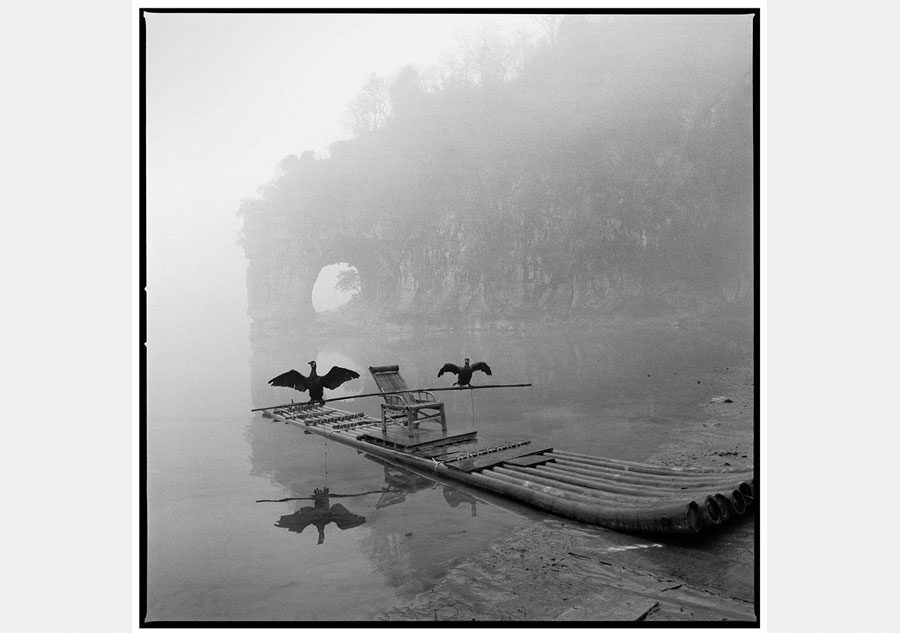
[378,359,757,622]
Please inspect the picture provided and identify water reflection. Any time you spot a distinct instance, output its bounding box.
[262,458,481,548]
[364,455,479,516]
[246,320,753,596]
[274,487,366,544]
[444,486,478,517]
[373,463,436,509]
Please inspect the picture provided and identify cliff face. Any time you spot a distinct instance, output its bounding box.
[240,16,754,329]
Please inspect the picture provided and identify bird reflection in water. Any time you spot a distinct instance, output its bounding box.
[266,464,482,543]
[274,488,366,545]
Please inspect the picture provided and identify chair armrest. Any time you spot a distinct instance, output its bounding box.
[382,402,442,411]
[412,391,438,403]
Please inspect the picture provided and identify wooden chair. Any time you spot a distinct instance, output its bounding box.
[368,365,447,434]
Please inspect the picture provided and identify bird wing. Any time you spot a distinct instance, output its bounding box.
[268,369,309,392]
[438,363,460,377]
[471,362,492,375]
[329,504,367,530]
[320,366,360,390]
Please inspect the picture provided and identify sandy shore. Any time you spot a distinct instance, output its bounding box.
[378,360,757,622]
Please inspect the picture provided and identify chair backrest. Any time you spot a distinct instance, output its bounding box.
[368,365,415,406]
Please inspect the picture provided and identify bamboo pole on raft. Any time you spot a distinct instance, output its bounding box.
[251,383,533,412]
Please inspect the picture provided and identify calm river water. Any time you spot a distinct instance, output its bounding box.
[146,319,752,621]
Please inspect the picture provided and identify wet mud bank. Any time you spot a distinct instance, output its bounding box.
[378,361,756,622]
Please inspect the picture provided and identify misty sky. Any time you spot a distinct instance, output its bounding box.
[146,13,543,279]
[145,12,546,411]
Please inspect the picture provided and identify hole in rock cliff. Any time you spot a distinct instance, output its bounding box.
[312,263,360,314]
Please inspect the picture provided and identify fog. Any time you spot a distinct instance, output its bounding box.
[147,14,753,379]
[145,12,755,622]
[146,12,547,415]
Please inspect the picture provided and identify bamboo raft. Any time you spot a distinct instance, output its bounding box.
[260,402,755,535]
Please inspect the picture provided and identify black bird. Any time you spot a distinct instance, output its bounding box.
[274,488,366,545]
[438,357,492,387]
[268,360,360,404]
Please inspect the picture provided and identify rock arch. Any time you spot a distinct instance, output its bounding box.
[245,234,382,326]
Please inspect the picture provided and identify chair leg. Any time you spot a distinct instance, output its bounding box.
[407,409,415,435]
[439,404,446,432]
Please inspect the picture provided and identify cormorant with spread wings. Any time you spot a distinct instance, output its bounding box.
[268,360,360,404]
[437,358,492,387]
